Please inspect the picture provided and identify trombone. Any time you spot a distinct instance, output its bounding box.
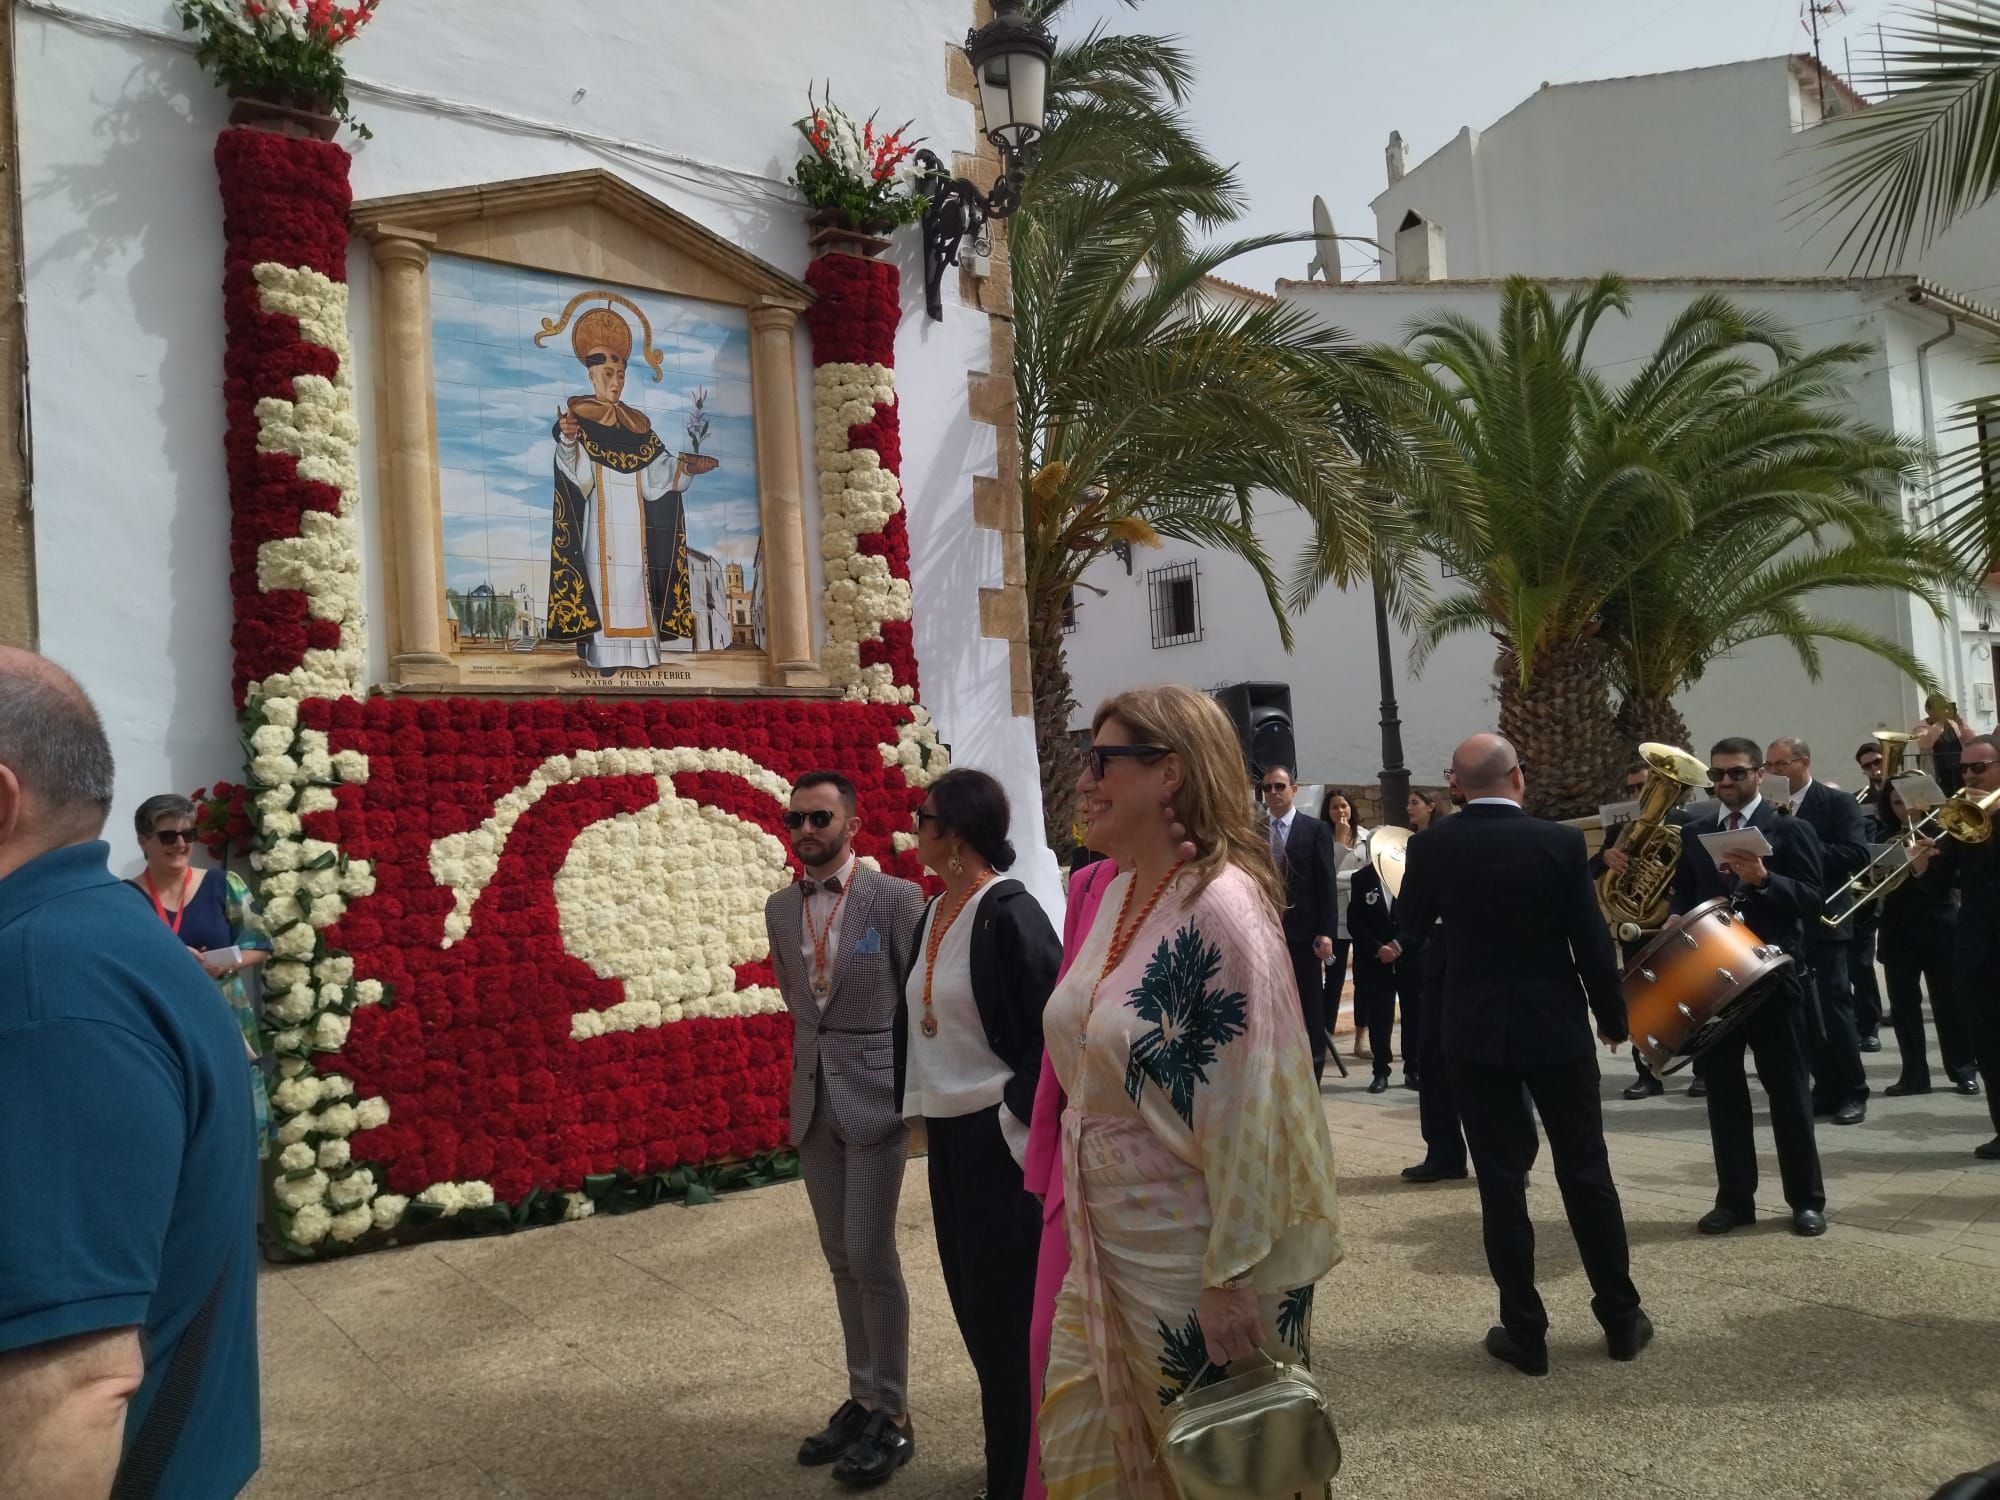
[1821,780,2000,927]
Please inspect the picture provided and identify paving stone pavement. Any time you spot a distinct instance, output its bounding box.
[248,1011,2000,1500]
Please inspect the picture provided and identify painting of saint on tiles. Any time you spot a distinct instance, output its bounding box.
[430,255,764,672]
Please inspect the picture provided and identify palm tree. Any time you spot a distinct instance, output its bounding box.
[1015,4,1408,848]
[1379,275,1951,818]
[1805,0,2000,577]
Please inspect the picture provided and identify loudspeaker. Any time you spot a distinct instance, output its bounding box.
[1211,682,1295,778]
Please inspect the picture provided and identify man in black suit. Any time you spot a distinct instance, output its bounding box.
[1673,736,1828,1237]
[1348,854,1416,1094]
[1849,739,1891,1049]
[1769,736,1872,1124]
[1260,764,1338,1080]
[1396,733,1648,1376]
[1913,733,2000,1160]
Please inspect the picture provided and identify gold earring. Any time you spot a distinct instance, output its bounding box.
[948,850,965,876]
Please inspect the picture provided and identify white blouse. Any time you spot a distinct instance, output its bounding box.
[902,880,1026,1166]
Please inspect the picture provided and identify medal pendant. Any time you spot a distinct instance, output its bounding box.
[811,975,831,1000]
[920,1013,938,1039]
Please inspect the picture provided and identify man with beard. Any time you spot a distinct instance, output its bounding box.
[767,772,925,1486]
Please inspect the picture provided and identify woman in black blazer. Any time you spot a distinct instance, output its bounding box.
[1876,783,1979,1096]
[896,767,1059,1500]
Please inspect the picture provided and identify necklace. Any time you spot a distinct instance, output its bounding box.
[919,871,992,1039]
[1079,861,1184,1048]
[143,868,194,938]
[802,873,850,1001]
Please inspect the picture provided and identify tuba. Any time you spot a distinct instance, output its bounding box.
[1597,743,1712,931]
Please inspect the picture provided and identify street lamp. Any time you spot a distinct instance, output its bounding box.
[1371,561,1412,828]
[914,0,1055,321]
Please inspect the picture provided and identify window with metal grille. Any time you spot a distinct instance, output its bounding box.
[1147,561,1201,648]
[1061,588,1078,634]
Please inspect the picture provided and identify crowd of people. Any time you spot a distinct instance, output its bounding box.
[4,637,1996,1499]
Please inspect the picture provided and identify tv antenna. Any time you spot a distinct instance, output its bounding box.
[1800,0,1852,113]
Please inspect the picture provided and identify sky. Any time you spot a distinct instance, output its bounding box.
[1068,0,1907,289]
[429,254,761,637]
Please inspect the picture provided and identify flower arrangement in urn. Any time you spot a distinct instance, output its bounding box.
[175,0,383,138]
[791,86,926,234]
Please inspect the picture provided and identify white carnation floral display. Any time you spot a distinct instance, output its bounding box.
[556,778,791,1039]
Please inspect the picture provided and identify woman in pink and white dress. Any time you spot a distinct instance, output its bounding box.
[1037,685,1342,1500]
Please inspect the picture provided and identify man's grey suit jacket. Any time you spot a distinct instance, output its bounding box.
[766,862,926,1148]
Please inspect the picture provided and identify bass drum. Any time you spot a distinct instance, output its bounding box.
[1622,899,1794,1075]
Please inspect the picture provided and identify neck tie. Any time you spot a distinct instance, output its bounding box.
[807,874,842,896]
[1270,818,1286,866]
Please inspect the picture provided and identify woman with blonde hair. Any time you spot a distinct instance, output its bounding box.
[1037,685,1342,1499]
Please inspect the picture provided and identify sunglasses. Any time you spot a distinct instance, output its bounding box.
[1962,758,1999,773]
[912,809,943,830]
[1086,744,1168,780]
[1259,782,1290,795]
[783,810,838,831]
[150,828,194,846]
[1707,765,1760,783]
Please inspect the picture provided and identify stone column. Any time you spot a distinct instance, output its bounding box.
[368,227,450,671]
[749,302,816,684]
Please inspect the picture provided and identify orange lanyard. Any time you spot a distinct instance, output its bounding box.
[919,873,991,1038]
[1078,862,1183,1048]
[803,877,850,995]
[144,869,194,938]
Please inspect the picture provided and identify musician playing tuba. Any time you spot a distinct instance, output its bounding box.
[1596,744,1709,933]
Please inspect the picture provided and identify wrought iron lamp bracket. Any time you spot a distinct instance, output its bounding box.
[915,147,1023,321]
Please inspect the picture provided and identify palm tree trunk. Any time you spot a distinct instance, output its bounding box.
[1497,637,1620,821]
[1030,603,1084,856]
[1614,694,1693,760]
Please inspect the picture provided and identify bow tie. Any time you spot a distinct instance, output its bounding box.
[804,875,843,896]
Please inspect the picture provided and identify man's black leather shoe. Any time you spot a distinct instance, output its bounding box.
[1956,1075,1983,1097]
[1687,1077,1707,1098]
[1623,1077,1664,1100]
[799,1400,870,1466]
[1792,1208,1827,1237]
[1697,1205,1753,1235]
[1606,1310,1654,1362]
[833,1411,915,1487]
[1367,1075,1389,1094]
[1859,1034,1882,1053]
[1401,1160,1468,1183]
[1483,1326,1548,1376]
[1975,1137,2000,1160]
[1885,1079,1932,1097]
[1833,1099,1867,1125]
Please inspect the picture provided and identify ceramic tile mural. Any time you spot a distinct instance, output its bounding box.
[430,255,764,670]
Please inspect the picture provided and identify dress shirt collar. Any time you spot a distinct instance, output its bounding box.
[803,850,858,896]
[1726,795,1764,826]
[1466,797,1519,809]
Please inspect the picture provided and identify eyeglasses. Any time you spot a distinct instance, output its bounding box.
[1259,782,1290,795]
[1707,765,1760,783]
[1858,758,1883,773]
[912,809,943,830]
[150,828,194,846]
[783,810,838,831]
[1962,757,1999,773]
[1086,744,1168,780]
[1768,754,1804,770]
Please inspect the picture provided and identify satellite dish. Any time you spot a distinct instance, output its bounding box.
[1306,196,1342,283]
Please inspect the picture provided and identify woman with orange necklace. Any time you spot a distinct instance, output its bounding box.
[1037,686,1343,1500]
[898,767,1059,1500]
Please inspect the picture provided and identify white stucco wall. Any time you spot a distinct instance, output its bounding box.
[16,0,1059,908]
[1371,56,2000,293]
[1065,278,2000,790]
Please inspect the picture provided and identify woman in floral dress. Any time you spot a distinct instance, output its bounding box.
[1038,685,1343,1500]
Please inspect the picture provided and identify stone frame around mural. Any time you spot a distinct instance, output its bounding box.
[350,170,823,695]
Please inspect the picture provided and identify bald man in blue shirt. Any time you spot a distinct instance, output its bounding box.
[0,649,260,1498]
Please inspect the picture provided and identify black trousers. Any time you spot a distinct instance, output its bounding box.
[1884,928,1975,1087]
[1450,1053,1642,1346]
[1415,950,1465,1170]
[1288,943,1328,1079]
[1851,914,1883,1039]
[1324,939,1351,1054]
[1694,988,1825,1215]
[1952,930,2000,1137]
[1808,940,1870,1109]
[926,1106,1040,1500]
[1354,953,1407,1078]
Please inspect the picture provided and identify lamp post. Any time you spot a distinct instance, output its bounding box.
[915,0,1055,321]
[1372,561,1412,829]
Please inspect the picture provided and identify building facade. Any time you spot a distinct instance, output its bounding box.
[1066,56,2000,791]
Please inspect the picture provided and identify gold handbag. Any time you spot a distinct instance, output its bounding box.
[1155,1348,1341,1500]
